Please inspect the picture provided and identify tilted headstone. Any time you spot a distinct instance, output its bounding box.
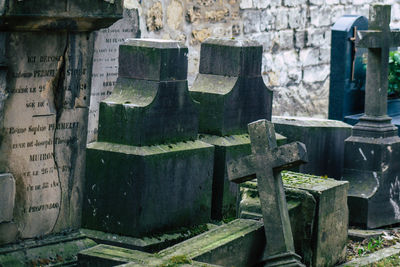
[0,0,122,245]
[227,119,307,266]
[239,172,349,267]
[189,38,274,220]
[329,15,368,121]
[342,4,400,228]
[87,6,140,143]
[83,39,214,238]
[272,116,352,180]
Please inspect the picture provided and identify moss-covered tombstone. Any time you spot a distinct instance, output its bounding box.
[189,38,275,220]
[239,171,349,267]
[83,39,214,238]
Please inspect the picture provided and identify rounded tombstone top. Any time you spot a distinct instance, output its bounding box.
[119,38,188,81]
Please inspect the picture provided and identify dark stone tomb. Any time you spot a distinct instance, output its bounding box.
[342,4,400,228]
[329,15,368,121]
[83,39,214,237]
[189,38,276,221]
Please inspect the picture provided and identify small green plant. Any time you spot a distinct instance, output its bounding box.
[361,51,400,98]
[160,255,192,267]
[388,51,400,98]
[356,237,385,257]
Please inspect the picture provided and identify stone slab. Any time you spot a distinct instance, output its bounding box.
[198,132,286,220]
[158,219,266,267]
[87,7,140,143]
[239,171,349,267]
[78,244,222,267]
[0,231,96,266]
[80,224,218,253]
[348,229,384,242]
[272,116,352,179]
[82,140,214,238]
[283,172,349,267]
[337,243,400,267]
[0,173,15,223]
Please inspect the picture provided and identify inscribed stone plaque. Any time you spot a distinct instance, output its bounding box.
[87,7,140,143]
[0,32,93,238]
[0,0,123,243]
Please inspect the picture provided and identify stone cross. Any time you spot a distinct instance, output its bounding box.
[354,4,400,137]
[227,119,307,266]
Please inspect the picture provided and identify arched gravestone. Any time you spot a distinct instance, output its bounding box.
[329,15,368,121]
[0,0,122,244]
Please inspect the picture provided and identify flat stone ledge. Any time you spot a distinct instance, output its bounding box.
[337,243,400,267]
[348,229,385,242]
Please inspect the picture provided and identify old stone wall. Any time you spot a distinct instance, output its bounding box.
[124,0,400,117]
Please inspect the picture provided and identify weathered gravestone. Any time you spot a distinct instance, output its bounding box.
[272,116,352,180]
[87,6,140,143]
[83,39,214,238]
[329,15,368,121]
[0,0,123,245]
[78,219,265,267]
[342,4,400,228]
[189,38,274,220]
[78,244,223,267]
[239,172,349,267]
[227,119,307,266]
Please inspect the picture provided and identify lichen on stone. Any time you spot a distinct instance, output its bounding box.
[147,2,163,31]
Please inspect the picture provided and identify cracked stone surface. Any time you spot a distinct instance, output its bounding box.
[0,1,123,242]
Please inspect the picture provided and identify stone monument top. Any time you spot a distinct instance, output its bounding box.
[0,0,123,31]
[98,38,198,146]
[190,38,273,136]
[199,37,263,77]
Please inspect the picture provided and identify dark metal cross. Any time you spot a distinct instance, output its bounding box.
[356,4,400,125]
[227,119,307,266]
